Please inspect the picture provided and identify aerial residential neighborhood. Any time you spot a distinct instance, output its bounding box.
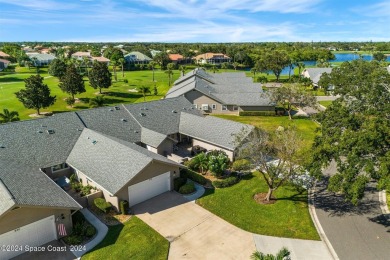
[0,1,389,260]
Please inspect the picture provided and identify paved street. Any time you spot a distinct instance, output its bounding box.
[315,170,390,260]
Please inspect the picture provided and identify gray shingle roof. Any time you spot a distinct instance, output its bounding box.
[27,53,56,61]
[303,68,332,85]
[124,96,202,135]
[179,113,254,150]
[141,127,168,148]
[124,51,152,62]
[0,112,85,168]
[166,69,272,107]
[0,159,81,213]
[67,129,180,194]
[76,105,141,143]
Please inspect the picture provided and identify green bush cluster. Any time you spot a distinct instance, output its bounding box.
[174,177,187,191]
[94,198,112,213]
[179,182,195,194]
[119,200,129,215]
[239,111,276,116]
[180,169,207,185]
[232,159,252,172]
[63,211,96,245]
[212,176,239,188]
[80,185,94,196]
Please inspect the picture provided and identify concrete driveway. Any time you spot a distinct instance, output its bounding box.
[133,192,256,260]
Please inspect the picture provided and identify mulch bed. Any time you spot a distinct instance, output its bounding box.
[88,205,132,226]
[254,192,277,204]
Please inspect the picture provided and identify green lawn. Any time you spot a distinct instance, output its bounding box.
[197,171,320,240]
[0,66,180,120]
[213,115,319,149]
[82,217,169,260]
[387,191,390,209]
[319,100,333,107]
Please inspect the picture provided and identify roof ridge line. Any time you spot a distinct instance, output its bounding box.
[121,104,142,128]
[74,111,87,128]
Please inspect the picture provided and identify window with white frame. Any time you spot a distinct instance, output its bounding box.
[211,104,217,110]
[222,105,227,111]
[51,163,69,172]
[202,104,209,111]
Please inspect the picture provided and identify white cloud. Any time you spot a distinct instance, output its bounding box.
[0,0,77,10]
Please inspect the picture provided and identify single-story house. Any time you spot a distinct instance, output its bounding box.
[0,97,253,258]
[165,68,274,115]
[27,53,56,66]
[0,59,10,71]
[195,53,231,64]
[91,56,110,64]
[124,51,152,64]
[301,68,333,88]
[169,54,192,65]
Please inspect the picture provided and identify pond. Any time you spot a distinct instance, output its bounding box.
[278,53,390,75]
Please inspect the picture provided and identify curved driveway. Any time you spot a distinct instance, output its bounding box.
[314,164,390,260]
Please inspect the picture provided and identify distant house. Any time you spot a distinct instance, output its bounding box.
[150,49,162,58]
[27,53,56,66]
[0,51,11,59]
[124,51,152,64]
[301,68,333,88]
[0,59,10,71]
[71,51,91,60]
[169,54,192,65]
[165,68,274,115]
[195,53,231,65]
[91,56,110,65]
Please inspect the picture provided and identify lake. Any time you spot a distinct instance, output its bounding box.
[279,53,390,75]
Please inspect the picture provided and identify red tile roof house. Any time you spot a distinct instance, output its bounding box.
[169,54,192,65]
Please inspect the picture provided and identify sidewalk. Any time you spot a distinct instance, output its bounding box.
[183,181,205,202]
[72,208,108,259]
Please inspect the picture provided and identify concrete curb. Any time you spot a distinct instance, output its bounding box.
[72,208,108,259]
[379,190,390,218]
[308,184,339,260]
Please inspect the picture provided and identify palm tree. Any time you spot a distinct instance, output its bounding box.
[148,61,157,82]
[297,62,305,76]
[0,109,20,123]
[251,247,290,260]
[179,65,187,76]
[251,67,258,79]
[165,63,175,86]
[89,96,105,108]
[82,56,91,76]
[138,86,151,101]
[192,152,209,174]
[119,58,125,77]
[211,65,218,74]
[31,57,39,74]
[232,62,240,71]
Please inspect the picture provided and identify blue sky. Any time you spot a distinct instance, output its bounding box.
[1,0,390,42]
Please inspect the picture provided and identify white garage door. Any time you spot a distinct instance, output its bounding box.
[128,172,171,206]
[0,215,57,260]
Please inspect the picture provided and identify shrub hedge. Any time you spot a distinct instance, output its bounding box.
[179,182,195,194]
[180,169,207,185]
[120,200,129,215]
[239,111,276,116]
[212,176,239,188]
[174,177,187,191]
[94,198,112,213]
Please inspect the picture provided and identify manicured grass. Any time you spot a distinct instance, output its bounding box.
[197,171,320,240]
[0,67,180,120]
[319,100,333,107]
[82,217,169,260]
[387,191,390,210]
[213,115,319,149]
